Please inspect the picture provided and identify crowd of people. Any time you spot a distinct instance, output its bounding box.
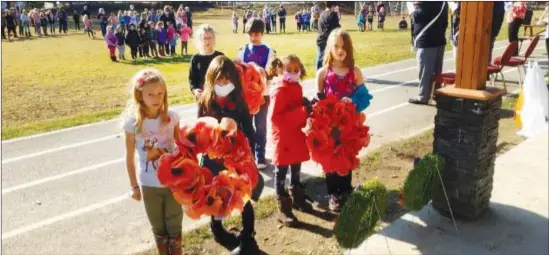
[1,6,71,40]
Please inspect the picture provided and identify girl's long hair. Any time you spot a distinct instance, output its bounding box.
[198,56,247,115]
[121,68,170,134]
[323,28,355,69]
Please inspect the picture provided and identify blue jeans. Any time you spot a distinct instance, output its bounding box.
[316,43,326,71]
[253,96,270,162]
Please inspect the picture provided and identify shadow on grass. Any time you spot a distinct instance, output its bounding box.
[118,55,192,65]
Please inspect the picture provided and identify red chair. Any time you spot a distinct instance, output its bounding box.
[430,72,455,104]
[494,36,540,88]
[488,42,517,92]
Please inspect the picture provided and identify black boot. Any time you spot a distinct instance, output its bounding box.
[230,231,261,255]
[210,219,239,251]
[289,183,313,213]
[277,195,298,227]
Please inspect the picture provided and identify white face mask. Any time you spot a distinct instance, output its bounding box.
[283,71,301,82]
[214,83,235,97]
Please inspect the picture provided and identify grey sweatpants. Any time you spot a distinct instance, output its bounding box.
[416,46,445,102]
[142,186,183,237]
[117,45,125,59]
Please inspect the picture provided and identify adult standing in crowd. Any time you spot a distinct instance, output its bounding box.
[311,3,321,31]
[316,1,341,71]
[98,8,108,37]
[507,1,526,56]
[73,10,80,31]
[185,6,192,29]
[5,8,17,40]
[57,7,68,34]
[409,1,448,105]
[278,4,287,33]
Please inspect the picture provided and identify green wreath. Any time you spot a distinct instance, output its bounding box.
[401,153,445,211]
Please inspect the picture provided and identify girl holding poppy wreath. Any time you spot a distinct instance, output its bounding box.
[197,55,264,255]
[122,68,183,255]
[313,28,373,212]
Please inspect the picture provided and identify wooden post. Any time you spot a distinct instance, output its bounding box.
[431,2,506,220]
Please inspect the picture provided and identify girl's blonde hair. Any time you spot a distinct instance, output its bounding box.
[194,24,216,52]
[122,68,170,134]
[323,28,355,69]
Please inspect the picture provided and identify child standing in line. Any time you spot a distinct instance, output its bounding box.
[109,12,118,30]
[115,25,126,60]
[367,6,374,31]
[148,21,159,58]
[40,11,48,36]
[377,6,386,30]
[105,26,118,62]
[313,28,372,212]
[20,10,30,37]
[118,10,125,33]
[83,14,94,38]
[140,26,151,59]
[125,24,140,61]
[232,11,238,34]
[122,68,183,255]
[156,21,167,56]
[47,10,55,35]
[357,12,365,32]
[295,11,301,32]
[124,11,131,31]
[236,18,276,170]
[167,22,176,56]
[269,55,313,227]
[198,56,263,255]
[170,31,178,56]
[179,23,191,56]
[188,24,224,101]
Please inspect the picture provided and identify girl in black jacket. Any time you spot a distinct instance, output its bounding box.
[139,26,150,58]
[197,55,263,255]
[125,24,140,61]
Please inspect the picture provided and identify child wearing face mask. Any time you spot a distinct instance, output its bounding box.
[197,55,263,255]
[268,54,313,227]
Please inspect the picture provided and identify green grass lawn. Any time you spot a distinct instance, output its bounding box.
[1,8,540,140]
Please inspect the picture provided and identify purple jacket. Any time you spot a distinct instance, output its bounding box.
[105,32,118,47]
[157,28,167,44]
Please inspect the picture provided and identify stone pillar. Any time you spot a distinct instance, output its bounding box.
[430,2,506,220]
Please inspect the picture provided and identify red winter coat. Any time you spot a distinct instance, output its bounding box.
[270,80,310,166]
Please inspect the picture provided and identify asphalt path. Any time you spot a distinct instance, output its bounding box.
[2,40,546,254]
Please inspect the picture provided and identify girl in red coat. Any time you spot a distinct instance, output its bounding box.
[269,54,314,227]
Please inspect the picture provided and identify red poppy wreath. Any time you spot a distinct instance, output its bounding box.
[157,117,259,219]
[305,95,371,176]
[233,61,266,115]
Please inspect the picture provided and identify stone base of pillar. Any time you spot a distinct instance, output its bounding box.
[431,94,502,220]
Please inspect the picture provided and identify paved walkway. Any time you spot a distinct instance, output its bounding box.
[1,41,546,255]
[349,130,549,255]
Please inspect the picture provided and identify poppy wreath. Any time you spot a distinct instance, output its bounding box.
[233,61,266,115]
[157,117,259,220]
[305,95,371,176]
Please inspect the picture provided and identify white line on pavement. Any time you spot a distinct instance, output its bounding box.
[2,158,126,195]
[1,134,120,164]
[1,194,128,240]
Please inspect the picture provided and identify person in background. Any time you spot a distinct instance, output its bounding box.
[232,11,239,34]
[357,12,365,32]
[507,1,526,56]
[295,10,302,33]
[188,24,224,101]
[311,4,321,31]
[377,6,386,30]
[126,24,140,61]
[105,26,118,62]
[148,21,159,58]
[179,23,191,56]
[316,1,341,70]
[242,10,249,34]
[40,10,48,36]
[278,5,287,33]
[73,10,80,31]
[3,10,8,39]
[47,10,55,35]
[367,5,374,31]
[168,23,177,56]
[109,12,118,30]
[139,12,148,30]
[359,4,368,32]
[156,21,167,56]
[139,26,151,59]
[263,5,272,34]
[5,9,17,40]
[83,14,95,38]
[31,8,41,36]
[97,8,107,37]
[81,5,90,20]
[398,15,408,30]
[115,25,126,60]
[409,1,448,105]
[185,6,192,29]
[20,9,30,37]
[271,9,277,33]
[124,11,132,31]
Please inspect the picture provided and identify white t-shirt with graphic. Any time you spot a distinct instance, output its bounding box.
[124,110,180,187]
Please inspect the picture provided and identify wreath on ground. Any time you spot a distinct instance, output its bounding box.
[398,153,445,211]
[335,179,388,249]
[157,117,259,219]
[305,95,371,175]
[234,61,266,115]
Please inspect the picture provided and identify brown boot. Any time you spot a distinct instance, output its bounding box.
[290,183,313,213]
[277,195,298,227]
[168,234,182,255]
[154,234,169,255]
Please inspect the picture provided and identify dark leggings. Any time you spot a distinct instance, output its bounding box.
[325,173,352,196]
[274,163,301,197]
[508,19,522,56]
[130,45,138,59]
[210,200,255,239]
[280,18,286,32]
[243,19,247,33]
